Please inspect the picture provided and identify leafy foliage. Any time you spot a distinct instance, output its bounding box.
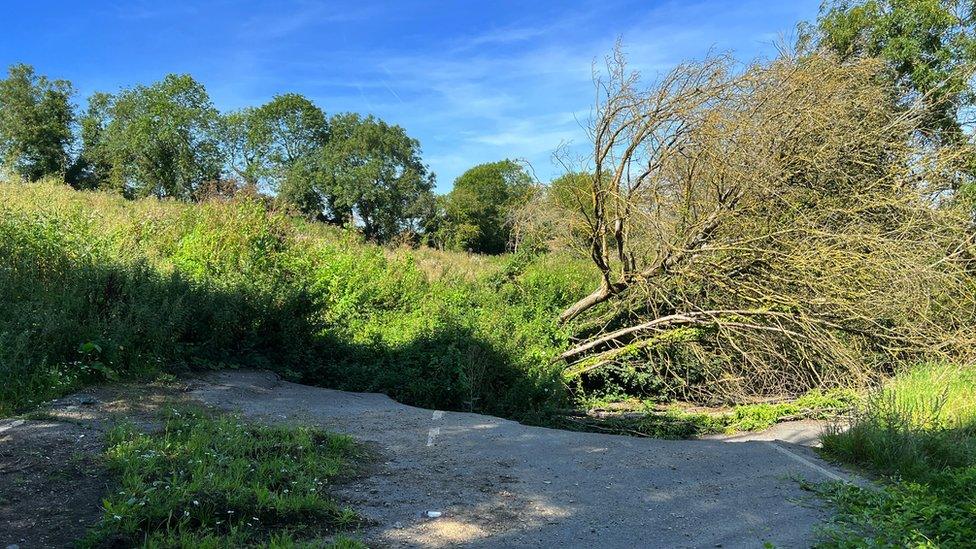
[816,0,976,145]
[83,407,364,548]
[560,388,859,439]
[0,64,73,181]
[79,74,223,198]
[439,160,533,254]
[282,113,435,241]
[221,94,329,190]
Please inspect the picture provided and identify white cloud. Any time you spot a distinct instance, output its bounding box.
[212,0,820,190]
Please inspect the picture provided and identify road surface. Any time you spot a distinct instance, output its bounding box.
[189,370,857,548]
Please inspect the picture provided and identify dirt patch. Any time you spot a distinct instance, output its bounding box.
[0,380,193,548]
[0,419,106,548]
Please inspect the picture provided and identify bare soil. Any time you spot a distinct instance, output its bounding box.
[0,381,189,548]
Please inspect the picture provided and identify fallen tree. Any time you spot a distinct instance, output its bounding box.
[557,45,976,401]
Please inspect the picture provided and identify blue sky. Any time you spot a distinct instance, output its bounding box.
[1,0,819,193]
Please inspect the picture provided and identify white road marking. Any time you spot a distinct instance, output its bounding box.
[432,410,444,420]
[426,427,441,447]
[764,441,845,482]
[0,419,24,434]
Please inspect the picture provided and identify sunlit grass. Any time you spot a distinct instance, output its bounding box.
[82,407,366,548]
[822,363,976,478]
[816,363,976,548]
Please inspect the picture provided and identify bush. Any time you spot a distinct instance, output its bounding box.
[0,180,595,419]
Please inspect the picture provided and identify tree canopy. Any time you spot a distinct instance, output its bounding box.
[80,74,223,199]
[280,113,434,242]
[0,64,73,181]
[815,0,976,145]
[440,160,533,254]
[222,93,328,190]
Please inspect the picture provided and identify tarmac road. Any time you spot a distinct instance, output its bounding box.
[190,370,859,548]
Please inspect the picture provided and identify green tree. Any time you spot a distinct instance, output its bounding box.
[0,64,74,181]
[281,113,434,242]
[816,0,976,145]
[80,74,222,199]
[415,192,448,248]
[72,92,113,190]
[219,107,265,188]
[548,171,591,212]
[223,94,328,190]
[441,160,533,254]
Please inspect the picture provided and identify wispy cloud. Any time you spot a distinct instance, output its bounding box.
[56,0,820,191]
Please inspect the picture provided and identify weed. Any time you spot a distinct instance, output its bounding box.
[816,363,976,547]
[82,407,366,548]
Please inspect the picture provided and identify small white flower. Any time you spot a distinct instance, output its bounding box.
[193,500,199,506]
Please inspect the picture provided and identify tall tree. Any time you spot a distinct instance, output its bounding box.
[222,94,328,191]
[0,64,74,181]
[219,107,265,189]
[816,0,976,146]
[80,74,222,199]
[441,160,533,254]
[282,113,434,242]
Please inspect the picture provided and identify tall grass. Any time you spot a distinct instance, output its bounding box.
[817,363,976,547]
[0,180,596,418]
[821,363,976,478]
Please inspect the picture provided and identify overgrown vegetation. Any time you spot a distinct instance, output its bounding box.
[559,388,860,439]
[3,1,976,546]
[0,181,593,419]
[83,407,365,548]
[817,363,976,547]
[1,1,974,434]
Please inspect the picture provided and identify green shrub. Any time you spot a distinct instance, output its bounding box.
[0,181,594,419]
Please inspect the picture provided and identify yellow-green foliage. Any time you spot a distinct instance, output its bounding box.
[0,180,596,418]
[822,362,976,477]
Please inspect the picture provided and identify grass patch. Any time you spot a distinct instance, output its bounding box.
[83,407,366,548]
[816,363,976,547]
[723,389,859,433]
[560,388,859,439]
